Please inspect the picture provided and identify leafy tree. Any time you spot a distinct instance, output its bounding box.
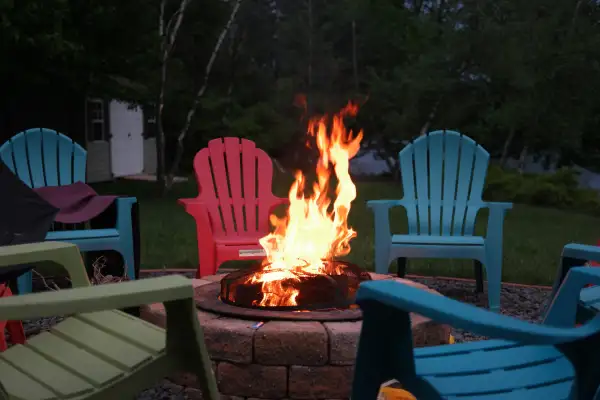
[5,0,600,185]
[0,0,158,101]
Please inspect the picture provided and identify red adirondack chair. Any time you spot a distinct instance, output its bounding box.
[590,239,600,267]
[179,137,289,278]
[0,284,26,351]
[585,239,600,288]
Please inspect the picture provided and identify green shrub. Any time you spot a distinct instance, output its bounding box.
[484,165,600,214]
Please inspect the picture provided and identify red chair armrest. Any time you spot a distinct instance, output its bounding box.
[269,196,289,212]
[178,198,216,238]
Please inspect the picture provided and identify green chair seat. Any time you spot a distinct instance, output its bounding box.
[0,242,219,400]
[0,310,167,399]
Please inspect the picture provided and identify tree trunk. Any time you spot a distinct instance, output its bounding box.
[305,0,313,114]
[419,98,441,136]
[351,20,359,91]
[499,128,515,168]
[307,0,313,90]
[156,0,191,192]
[517,145,528,174]
[156,0,168,190]
[570,0,583,36]
[378,148,399,180]
[155,84,167,191]
[387,158,400,180]
[165,0,243,189]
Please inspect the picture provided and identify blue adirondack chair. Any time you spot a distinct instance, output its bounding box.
[551,243,600,323]
[0,128,137,294]
[368,130,512,312]
[351,248,600,399]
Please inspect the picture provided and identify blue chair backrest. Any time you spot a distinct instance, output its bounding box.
[399,130,489,236]
[0,128,87,188]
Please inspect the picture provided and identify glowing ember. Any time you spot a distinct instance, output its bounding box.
[247,102,363,307]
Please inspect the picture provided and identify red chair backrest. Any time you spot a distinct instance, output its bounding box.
[191,137,280,239]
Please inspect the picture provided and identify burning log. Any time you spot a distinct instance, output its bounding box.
[221,261,371,311]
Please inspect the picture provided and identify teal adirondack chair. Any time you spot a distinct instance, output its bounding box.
[0,241,219,400]
[0,128,137,294]
[368,130,512,312]
[551,243,600,323]
[351,246,600,399]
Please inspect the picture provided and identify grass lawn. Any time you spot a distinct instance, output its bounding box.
[93,175,600,286]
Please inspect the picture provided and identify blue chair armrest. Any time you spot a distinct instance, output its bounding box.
[366,199,405,210]
[357,279,600,345]
[480,201,512,242]
[481,201,513,212]
[366,200,405,254]
[562,243,600,263]
[548,243,600,306]
[115,197,137,229]
[116,196,138,207]
[545,266,600,326]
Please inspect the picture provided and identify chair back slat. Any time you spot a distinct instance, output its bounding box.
[0,128,87,188]
[441,132,462,235]
[399,145,418,235]
[427,133,444,235]
[399,130,489,236]
[223,138,246,234]
[192,137,278,239]
[25,129,45,188]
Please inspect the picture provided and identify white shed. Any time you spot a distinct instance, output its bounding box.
[84,98,157,183]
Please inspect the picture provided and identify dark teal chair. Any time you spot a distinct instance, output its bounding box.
[0,128,138,294]
[551,243,600,323]
[351,248,600,399]
[368,130,512,311]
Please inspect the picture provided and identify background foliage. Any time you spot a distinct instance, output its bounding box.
[3,0,600,191]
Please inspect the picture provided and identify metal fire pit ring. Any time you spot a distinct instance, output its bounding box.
[195,282,364,322]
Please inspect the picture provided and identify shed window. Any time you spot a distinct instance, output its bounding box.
[86,99,106,142]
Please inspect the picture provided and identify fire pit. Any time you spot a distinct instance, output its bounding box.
[195,260,372,322]
[140,273,451,400]
[140,103,451,399]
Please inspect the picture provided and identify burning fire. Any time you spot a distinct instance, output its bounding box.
[247,102,363,307]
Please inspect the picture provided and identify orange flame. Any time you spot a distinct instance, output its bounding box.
[247,102,363,307]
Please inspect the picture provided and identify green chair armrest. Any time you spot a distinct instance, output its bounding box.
[0,242,91,288]
[0,275,193,321]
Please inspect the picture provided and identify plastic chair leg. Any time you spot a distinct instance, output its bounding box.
[474,260,484,293]
[374,242,391,274]
[16,270,33,295]
[120,247,136,281]
[0,320,7,352]
[0,284,7,352]
[0,285,26,351]
[485,258,502,313]
[6,321,25,345]
[396,258,408,278]
[197,247,218,278]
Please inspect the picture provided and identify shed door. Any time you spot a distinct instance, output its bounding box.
[109,101,144,177]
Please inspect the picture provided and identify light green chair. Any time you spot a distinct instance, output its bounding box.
[0,241,219,400]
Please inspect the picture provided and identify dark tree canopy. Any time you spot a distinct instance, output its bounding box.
[3,0,600,176]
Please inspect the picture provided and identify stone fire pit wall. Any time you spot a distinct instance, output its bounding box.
[141,273,451,400]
